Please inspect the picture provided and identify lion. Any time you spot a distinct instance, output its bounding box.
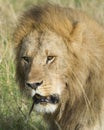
[14,3,104,130]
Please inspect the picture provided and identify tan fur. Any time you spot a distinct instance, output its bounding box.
[14,3,104,130]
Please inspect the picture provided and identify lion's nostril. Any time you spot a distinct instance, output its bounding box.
[26,82,33,88]
[35,80,43,87]
[26,80,43,90]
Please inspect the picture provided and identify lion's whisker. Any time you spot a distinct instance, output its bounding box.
[55,120,62,130]
[72,72,92,110]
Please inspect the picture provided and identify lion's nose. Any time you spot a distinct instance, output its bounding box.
[26,80,43,90]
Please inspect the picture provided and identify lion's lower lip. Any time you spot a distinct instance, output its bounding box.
[32,93,59,104]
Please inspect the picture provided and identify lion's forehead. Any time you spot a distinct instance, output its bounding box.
[21,30,39,55]
[22,29,67,56]
[40,30,66,53]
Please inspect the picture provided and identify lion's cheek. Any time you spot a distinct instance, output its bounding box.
[34,103,58,113]
[36,79,64,97]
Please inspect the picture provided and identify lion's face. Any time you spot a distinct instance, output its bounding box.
[18,29,70,113]
[14,3,104,130]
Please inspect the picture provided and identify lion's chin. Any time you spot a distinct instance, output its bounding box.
[34,103,58,113]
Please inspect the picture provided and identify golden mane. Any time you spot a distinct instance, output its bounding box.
[14,4,74,46]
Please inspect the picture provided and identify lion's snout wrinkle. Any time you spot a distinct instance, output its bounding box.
[26,80,43,90]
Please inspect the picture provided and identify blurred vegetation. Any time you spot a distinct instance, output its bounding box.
[0,0,104,130]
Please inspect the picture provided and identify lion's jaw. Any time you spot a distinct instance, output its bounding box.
[20,30,68,113]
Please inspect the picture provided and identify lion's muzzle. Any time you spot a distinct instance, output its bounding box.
[33,93,59,104]
[26,80,43,90]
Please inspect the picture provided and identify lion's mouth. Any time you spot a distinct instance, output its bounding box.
[29,93,59,116]
[33,93,59,104]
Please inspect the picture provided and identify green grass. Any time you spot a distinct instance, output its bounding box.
[0,0,104,130]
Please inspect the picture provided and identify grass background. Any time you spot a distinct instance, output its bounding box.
[0,0,104,130]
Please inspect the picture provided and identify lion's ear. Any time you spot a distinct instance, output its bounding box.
[71,22,86,43]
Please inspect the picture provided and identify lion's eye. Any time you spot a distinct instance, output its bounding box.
[46,56,55,64]
[22,56,30,63]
